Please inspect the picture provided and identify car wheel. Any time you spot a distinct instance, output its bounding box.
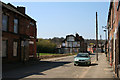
[74,64,77,66]
[89,62,91,66]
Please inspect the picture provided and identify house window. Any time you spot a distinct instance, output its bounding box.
[69,42,72,47]
[30,22,35,26]
[66,42,69,47]
[73,42,77,47]
[2,14,8,31]
[13,41,18,56]
[2,40,7,57]
[67,36,74,41]
[62,43,65,47]
[77,42,80,47]
[14,18,18,33]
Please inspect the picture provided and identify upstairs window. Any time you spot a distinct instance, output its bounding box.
[77,42,80,47]
[67,36,74,41]
[2,14,8,31]
[30,22,35,26]
[73,42,77,47]
[68,42,72,47]
[62,43,65,47]
[14,18,18,33]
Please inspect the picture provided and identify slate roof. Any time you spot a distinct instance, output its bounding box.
[2,2,36,22]
[62,34,84,42]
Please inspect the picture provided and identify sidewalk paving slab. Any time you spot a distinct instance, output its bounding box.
[81,53,115,78]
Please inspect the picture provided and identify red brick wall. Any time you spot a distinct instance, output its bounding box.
[2,32,21,63]
[107,1,120,77]
[2,6,37,63]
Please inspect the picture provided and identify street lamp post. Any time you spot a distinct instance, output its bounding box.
[102,26,107,57]
[104,30,107,57]
[104,30,107,41]
[100,35,103,53]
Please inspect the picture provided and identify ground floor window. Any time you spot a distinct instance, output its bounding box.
[13,41,18,56]
[2,40,7,57]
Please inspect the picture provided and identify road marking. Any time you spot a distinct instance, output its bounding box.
[79,54,100,78]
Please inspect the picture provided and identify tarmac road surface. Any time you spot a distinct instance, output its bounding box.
[2,53,114,79]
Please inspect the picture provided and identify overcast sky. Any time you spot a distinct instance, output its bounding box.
[4,2,110,39]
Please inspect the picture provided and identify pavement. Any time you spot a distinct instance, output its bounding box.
[2,53,116,79]
[80,53,114,78]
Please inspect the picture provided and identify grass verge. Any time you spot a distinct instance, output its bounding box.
[36,53,78,59]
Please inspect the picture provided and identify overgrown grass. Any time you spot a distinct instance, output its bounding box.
[36,53,61,56]
[36,53,78,56]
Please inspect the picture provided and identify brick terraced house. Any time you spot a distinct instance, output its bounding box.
[107,0,120,78]
[1,2,37,63]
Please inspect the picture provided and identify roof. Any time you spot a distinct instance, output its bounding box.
[2,2,36,22]
[62,34,75,42]
[62,33,84,42]
[66,35,75,38]
[75,36,84,41]
[107,1,113,23]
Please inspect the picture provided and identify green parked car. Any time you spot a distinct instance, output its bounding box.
[74,53,91,66]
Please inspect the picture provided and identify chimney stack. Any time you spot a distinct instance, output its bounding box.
[17,6,25,14]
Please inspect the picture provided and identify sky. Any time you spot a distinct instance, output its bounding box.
[4,2,110,39]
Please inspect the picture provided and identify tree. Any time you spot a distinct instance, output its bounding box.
[36,38,57,53]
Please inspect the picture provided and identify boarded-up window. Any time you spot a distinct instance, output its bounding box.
[2,14,8,31]
[2,40,7,57]
[13,41,18,56]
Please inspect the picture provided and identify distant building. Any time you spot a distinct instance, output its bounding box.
[84,39,105,53]
[58,33,87,54]
[2,2,37,63]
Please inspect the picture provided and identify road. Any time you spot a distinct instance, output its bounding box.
[3,53,114,79]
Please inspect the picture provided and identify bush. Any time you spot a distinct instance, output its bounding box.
[37,39,57,53]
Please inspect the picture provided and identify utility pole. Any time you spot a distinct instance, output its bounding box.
[96,12,98,61]
[100,35,102,47]
[0,2,2,80]
[100,35,103,53]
